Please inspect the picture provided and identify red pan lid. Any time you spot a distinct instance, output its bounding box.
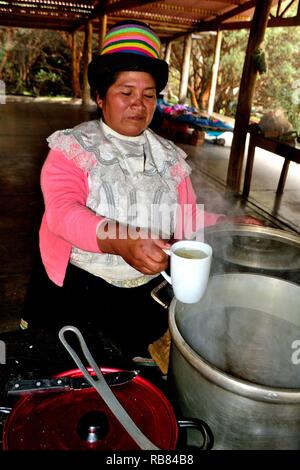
[3,368,178,451]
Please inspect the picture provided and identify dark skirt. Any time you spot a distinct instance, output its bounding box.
[21,253,169,359]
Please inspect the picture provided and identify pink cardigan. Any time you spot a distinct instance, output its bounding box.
[40,149,221,286]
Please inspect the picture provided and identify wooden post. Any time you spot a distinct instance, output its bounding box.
[207,30,222,116]
[82,21,93,105]
[71,31,81,98]
[226,0,273,193]
[164,41,172,64]
[179,34,192,104]
[98,14,107,52]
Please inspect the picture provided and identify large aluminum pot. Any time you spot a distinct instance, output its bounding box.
[205,225,300,284]
[168,273,300,450]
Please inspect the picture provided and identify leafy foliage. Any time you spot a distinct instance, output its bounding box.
[1,23,299,131]
[166,26,299,131]
[0,28,76,97]
[254,27,300,131]
[216,30,249,116]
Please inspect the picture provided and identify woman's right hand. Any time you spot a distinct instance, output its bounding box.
[97,221,170,275]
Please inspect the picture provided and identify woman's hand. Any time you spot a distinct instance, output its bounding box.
[97,222,170,275]
[217,215,265,226]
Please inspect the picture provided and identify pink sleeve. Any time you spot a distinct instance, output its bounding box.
[176,176,223,238]
[41,148,105,252]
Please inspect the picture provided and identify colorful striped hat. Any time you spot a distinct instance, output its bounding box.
[100,21,161,59]
[88,20,168,94]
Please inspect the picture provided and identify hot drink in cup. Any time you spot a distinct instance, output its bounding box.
[161,240,212,303]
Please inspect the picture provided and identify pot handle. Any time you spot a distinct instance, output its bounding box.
[177,418,214,450]
[0,407,11,447]
[0,407,11,416]
[151,280,172,310]
[59,326,160,451]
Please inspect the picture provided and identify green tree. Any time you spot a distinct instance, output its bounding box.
[0,28,75,97]
[254,26,300,131]
[167,30,248,113]
[217,30,249,116]
[167,19,299,133]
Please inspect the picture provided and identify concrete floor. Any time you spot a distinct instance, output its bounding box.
[0,97,96,332]
[0,97,299,333]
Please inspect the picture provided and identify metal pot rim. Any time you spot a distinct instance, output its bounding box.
[169,273,300,405]
[204,224,300,272]
[205,223,300,246]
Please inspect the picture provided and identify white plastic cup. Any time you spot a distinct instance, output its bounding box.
[161,240,212,304]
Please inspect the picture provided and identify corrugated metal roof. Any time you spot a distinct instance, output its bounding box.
[0,1,295,39]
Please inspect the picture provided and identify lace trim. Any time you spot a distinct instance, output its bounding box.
[145,130,191,185]
[47,123,191,184]
[103,275,157,288]
[47,131,97,172]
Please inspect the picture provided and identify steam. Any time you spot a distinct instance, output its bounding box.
[176,274,300,389]
[173,143,300,390]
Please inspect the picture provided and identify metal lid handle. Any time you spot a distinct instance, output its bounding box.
[59,325,160,451]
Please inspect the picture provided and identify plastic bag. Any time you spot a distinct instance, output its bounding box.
[258,109,293,138]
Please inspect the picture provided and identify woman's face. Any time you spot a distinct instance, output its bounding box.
[96,71,157,136]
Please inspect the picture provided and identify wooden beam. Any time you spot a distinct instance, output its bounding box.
[98,14,107,52]
[217,14,300,30]
[74,12,300,38]
[71,31,81,98]
[164,41,172,64]
[168,0,257,40]
[276,0,283,16]
[179,34,192,104]
[197,0,257,27]
[207,30,222,116]
[82,20,93,105]
[256,14,300,26]
[3,0,297,41]
[0,17,74,31]
[279,0,297,17]
[226,0,274,193]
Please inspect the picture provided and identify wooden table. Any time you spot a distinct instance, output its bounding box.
[242,133,300,198]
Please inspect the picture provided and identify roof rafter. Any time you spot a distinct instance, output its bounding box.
[0,0,294,40]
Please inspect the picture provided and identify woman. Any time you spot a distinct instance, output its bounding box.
[21,20,259,361]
